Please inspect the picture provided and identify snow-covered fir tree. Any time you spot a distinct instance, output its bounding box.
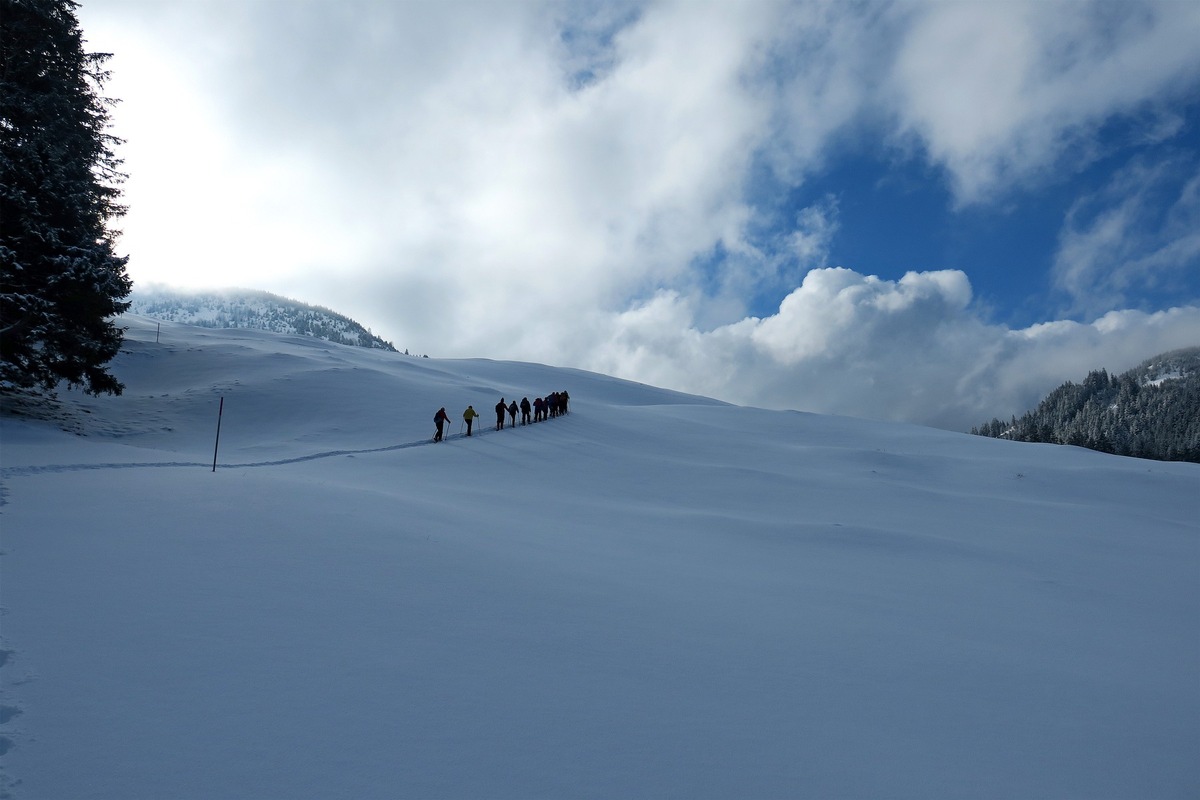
[1,0,132,396]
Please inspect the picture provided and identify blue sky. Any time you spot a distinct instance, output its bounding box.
[76,0,1200,430]
[785,101,1200,327]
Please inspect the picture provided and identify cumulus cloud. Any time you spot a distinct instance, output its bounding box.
[583,267,1200,431]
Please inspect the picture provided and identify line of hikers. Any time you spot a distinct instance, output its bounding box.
[433,391,570,441]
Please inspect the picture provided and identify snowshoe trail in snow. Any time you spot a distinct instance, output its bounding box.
[0,416,568,479]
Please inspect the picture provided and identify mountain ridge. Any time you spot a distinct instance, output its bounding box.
[128,287,401,353]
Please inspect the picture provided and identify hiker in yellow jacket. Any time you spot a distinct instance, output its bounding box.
[463,405,479,436]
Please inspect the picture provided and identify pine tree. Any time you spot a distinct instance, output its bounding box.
[1,0,132,396]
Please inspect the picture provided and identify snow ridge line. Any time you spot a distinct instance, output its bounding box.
[0,418,562,478]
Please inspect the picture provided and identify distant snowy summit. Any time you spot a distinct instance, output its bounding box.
[128,288,399,352]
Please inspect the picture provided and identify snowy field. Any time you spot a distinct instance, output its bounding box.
[1,315,1197,799]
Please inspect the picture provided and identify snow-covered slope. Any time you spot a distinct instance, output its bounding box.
[128,287,399,352]
[2,315,1197,799]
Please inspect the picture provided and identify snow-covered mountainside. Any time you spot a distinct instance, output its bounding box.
[128,287,399,352]
[1,315,1197,799]
[1136,345,1200,386]
[972,345,1200,461]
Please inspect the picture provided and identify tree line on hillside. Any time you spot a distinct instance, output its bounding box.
[971,347,1200,463]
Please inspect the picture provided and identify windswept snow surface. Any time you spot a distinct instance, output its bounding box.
[2,316,1198,799]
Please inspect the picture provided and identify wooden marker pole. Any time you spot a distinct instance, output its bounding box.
[212,397,224,472]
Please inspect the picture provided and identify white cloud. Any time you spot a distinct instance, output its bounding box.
[79,2,377,290]
[1054,156,1200,313]
[76,0,1200,432]
[787,196,839,268]
[886,1,1200,204]
[581,268,1200,431]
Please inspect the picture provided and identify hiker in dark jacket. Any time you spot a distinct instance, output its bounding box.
[433,407,451,442]
[508,400,518,427]
[520,397,532,425]
[495,398,507,430]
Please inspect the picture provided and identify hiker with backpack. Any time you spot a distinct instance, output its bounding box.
[433,407,451,442]
[508,400,518,427]
[495,398,508,431]
[520,397,532,425]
